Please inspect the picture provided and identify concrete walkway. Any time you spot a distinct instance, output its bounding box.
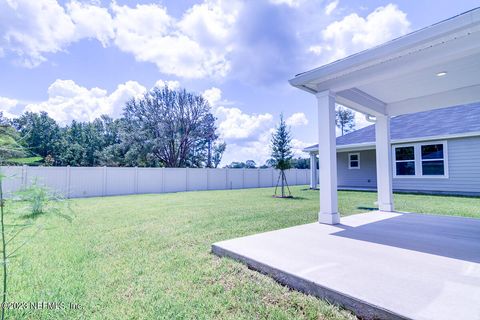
[212,211,480,320]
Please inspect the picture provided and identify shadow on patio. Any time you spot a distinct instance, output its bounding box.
[332,212,480,263]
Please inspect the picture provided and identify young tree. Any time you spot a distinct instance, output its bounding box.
[335,106,355,136]
[271,114,293,198]
[0,127,71,320]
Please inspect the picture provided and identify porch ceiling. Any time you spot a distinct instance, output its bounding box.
[289,8,480,117]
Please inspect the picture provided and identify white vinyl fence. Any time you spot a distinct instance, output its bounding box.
[0,166,310,198]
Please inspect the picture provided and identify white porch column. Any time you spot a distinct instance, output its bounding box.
[375,114,394,211]
[309,153,317,189]
[316,91,340,224]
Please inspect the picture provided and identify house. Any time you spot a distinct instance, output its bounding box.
[304,103,480,196]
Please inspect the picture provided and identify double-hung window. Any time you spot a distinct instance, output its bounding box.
[348,153,360,169]
[395,146,415,176]
[393,141,447,178]
[421,144,445,175]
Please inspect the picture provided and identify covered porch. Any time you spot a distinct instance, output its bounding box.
[289,7,480,224]
[212,8,480,320]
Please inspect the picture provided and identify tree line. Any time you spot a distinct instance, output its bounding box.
[0,86,226,168]
[1,85,356,169]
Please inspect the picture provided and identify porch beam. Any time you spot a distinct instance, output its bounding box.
[316,90,340,224]
[375,114,394,212]
[336,88,387,116]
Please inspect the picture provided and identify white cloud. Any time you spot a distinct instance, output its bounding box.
[202,87,222,106]
[312,4,410,62]
[0,0,238,78]
[215,107,273,140]
[269,0,301,7]
[24,79,146,124]
[202,87,273,140]
[154,79,181,90]
[286,112,308,126]
[221,128,274,165]
[67,0,115,46]
[0,0,76,67]
[179,1,238,45]
[111,1,236,78]
[325,0,339,15]
[0,97,18,110]
[291,138,313,157]
[0,96,19,118]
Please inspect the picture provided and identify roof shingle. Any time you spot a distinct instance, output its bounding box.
[305,103,480,151]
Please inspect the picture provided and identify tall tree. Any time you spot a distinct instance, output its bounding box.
[290,157,309,169]
[271,114,293,198]
[212,142,226,168]
[245,160,256,168]
[13,112,61,163]
[0,124,27,161]
[123,86,221,168]
[335,106,355,136]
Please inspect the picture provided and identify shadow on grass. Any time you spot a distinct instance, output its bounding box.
[357,206,378,211]
[269,196,309,201]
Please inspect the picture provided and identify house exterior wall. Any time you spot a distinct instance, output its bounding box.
[336,135,480,195]
[337,150,377,188]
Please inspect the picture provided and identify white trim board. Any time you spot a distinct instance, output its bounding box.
[304,131,480,154]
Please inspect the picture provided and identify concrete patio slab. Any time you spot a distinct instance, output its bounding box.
[212,211,480,320]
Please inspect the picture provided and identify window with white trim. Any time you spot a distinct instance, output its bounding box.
[348,153,360,169]
[421,144,445,175]
[394,146,415,176]
[393,141,447,178]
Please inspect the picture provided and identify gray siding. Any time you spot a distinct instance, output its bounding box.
[337,150,377,188]
[393,136,480,194]
[336,136,480,194]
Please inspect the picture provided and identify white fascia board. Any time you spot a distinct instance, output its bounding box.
[303,131,480,153]
[289,8,480,91]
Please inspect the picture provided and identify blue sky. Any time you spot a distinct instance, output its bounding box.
[0,0,478,165]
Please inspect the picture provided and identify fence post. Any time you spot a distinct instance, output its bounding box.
[225,168,229,189]
[242,168,245,188]
[65,166,71,198]
[134,166,139,194]
[161,168,165,193]
[22,165,28,188]
[206,168,210,190]
[102,166,107,197]
[257,168,261,188]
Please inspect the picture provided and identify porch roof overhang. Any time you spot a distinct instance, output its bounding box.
[289,8,480,117]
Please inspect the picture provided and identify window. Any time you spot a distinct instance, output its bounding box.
[421,144,445,175]
[395,146,415,176]
[348,153,360,169]
[393,141,447,178]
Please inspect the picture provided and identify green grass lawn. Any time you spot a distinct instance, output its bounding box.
[6,186,480,319]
